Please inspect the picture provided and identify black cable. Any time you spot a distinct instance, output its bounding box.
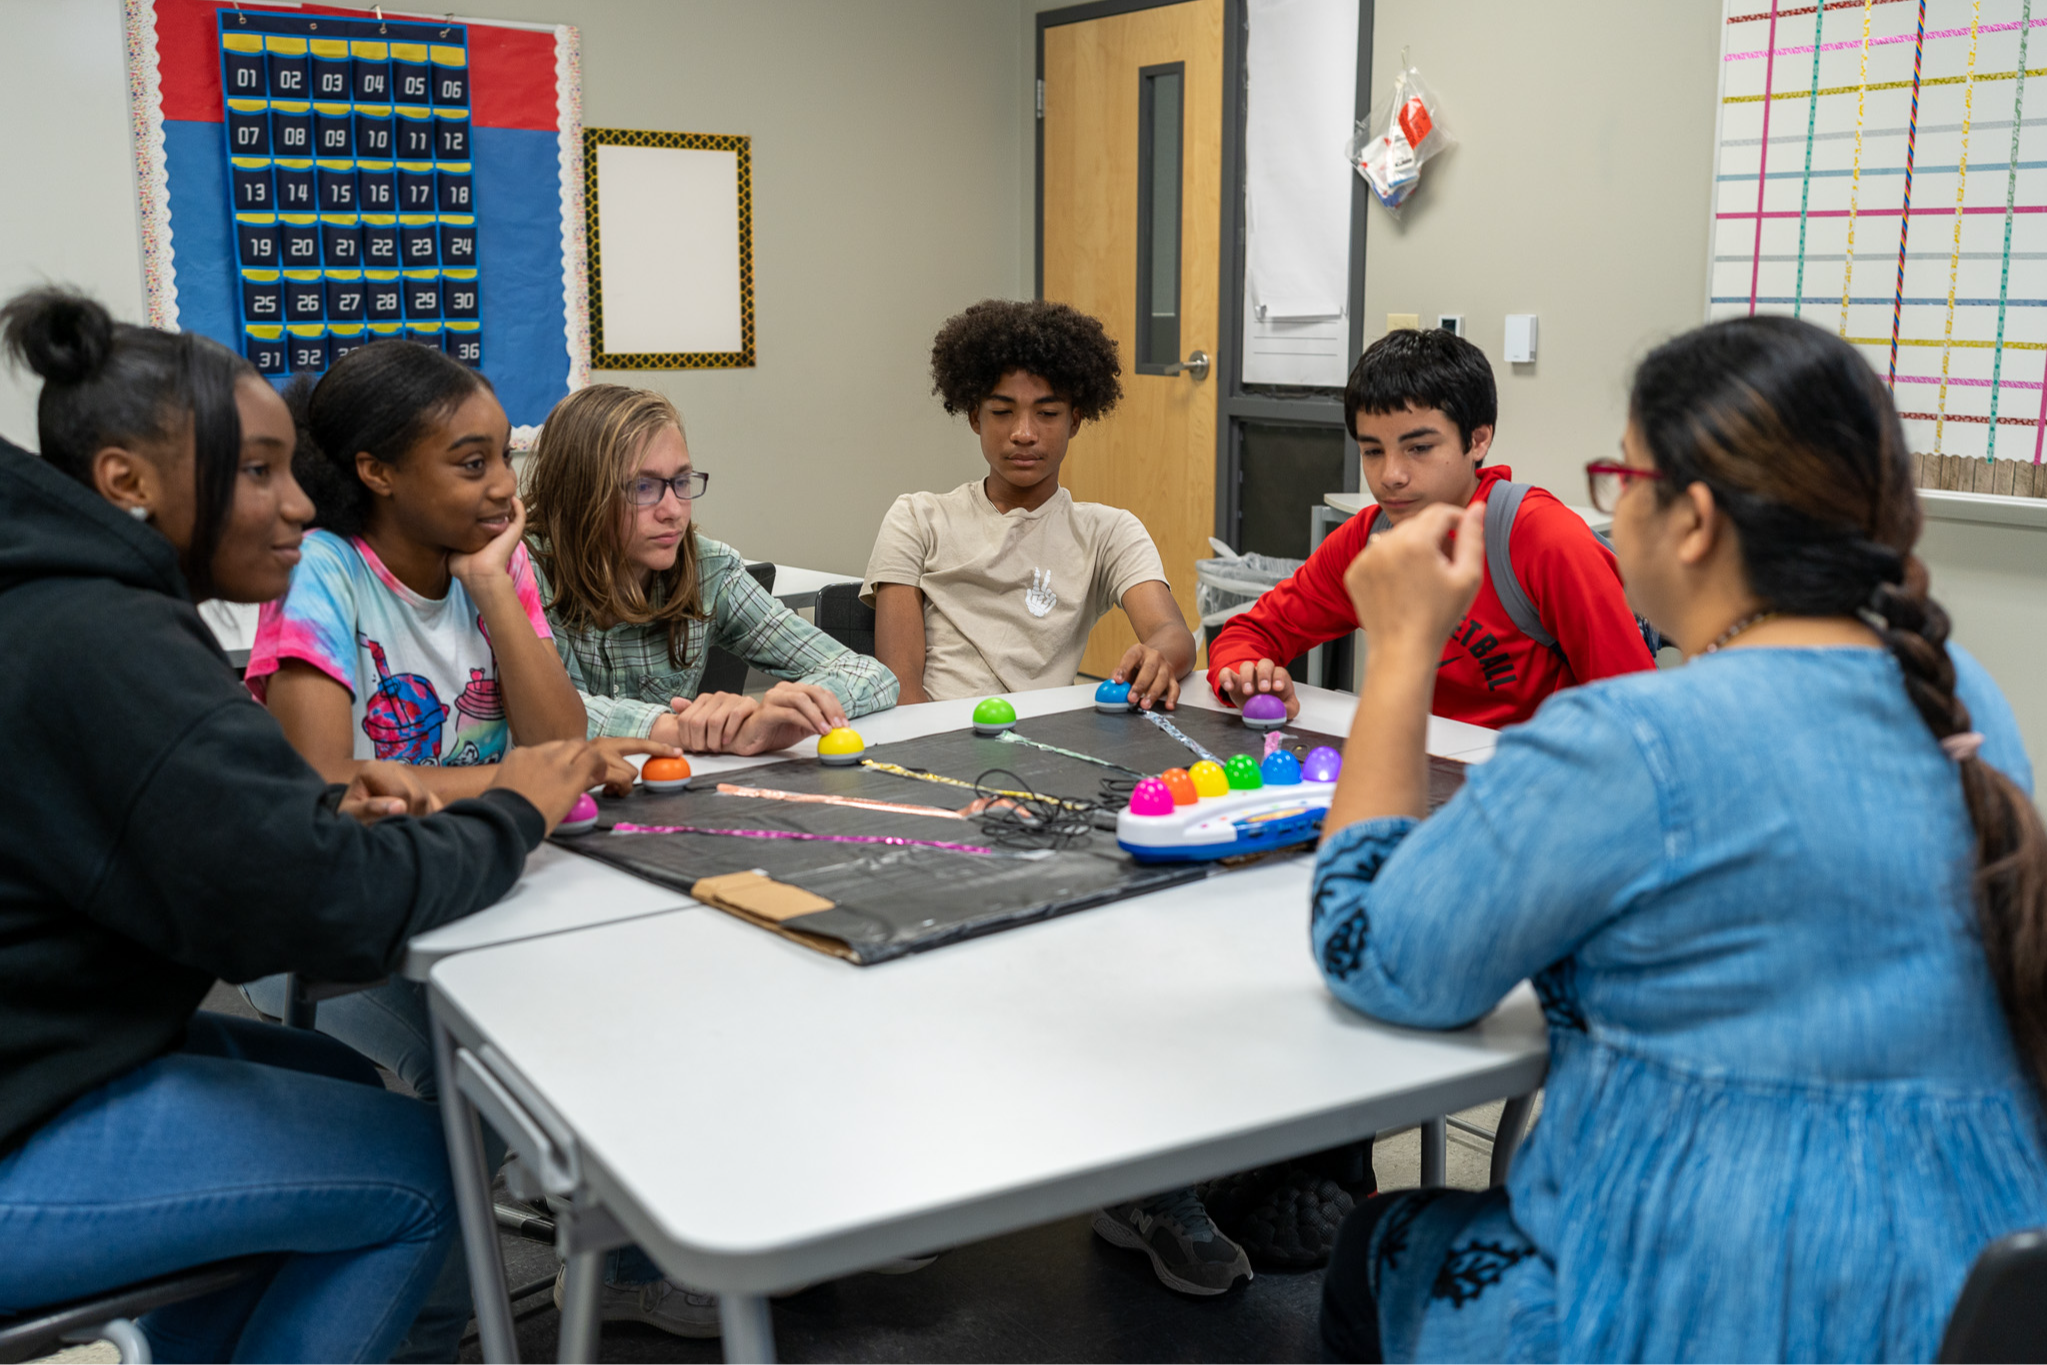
[971,767,1101,850]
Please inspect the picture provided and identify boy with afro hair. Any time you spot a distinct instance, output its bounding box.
[864,299,1195,707]
[868,302,1246,1298]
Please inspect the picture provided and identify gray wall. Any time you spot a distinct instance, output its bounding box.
[0,0,151,440]
[0,0,1030,576]
[1354,0,2044,772]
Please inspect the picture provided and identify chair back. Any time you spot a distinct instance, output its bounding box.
[1940,1228,2047,1362]
[0,1254,279,1364]
[697,561,778,695]
[815,581,877,657]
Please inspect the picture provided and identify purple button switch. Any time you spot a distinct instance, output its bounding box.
[1302,746,1343,783]
[1241,694,1288,730]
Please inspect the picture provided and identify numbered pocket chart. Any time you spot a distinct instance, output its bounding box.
[559,705,1468,966]
[124,1,588,426]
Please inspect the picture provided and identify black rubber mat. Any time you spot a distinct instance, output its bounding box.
[557,705,1465,965]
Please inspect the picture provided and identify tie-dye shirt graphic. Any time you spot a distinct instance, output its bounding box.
[246,530,552,766]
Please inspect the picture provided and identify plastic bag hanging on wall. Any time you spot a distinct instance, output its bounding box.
[1348,49,1454,211]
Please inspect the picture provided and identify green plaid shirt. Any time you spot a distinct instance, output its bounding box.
[535,536,898,739]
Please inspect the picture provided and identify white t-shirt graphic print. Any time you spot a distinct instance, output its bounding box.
[1024,568,1057,618]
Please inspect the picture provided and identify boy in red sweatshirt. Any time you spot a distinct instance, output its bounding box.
[1209,328,1652,727]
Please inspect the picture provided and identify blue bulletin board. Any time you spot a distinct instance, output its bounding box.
[125,0,589,434]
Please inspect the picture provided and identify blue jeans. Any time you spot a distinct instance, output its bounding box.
[0,1013,454,1364]
[242,974,505,1362]
[243,975,442,1100]
[242,977,653,1294]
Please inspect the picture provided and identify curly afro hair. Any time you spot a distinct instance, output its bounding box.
[929,299,1123,423]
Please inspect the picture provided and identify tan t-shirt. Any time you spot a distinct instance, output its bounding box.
[861,480,1169,700]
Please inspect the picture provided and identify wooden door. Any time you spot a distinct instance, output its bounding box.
[1042,0,1223,677]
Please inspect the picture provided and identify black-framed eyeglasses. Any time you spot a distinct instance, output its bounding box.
[1584,460,1663,514]
[627,471,709,507]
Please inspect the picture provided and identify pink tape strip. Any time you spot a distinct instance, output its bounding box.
[610,822,993,855]
[1727,16,2045,60]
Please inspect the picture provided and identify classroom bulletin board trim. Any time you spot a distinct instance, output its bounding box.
[584,127,756,370]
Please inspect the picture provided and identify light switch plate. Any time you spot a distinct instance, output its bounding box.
[1505,314,1538,363]
[1387,313,1420,332]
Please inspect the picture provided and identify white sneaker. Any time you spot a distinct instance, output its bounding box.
[552,1265,721,1339]
[870,1252,941,1274]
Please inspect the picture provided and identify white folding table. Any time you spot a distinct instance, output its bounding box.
[424,682,1538,1363]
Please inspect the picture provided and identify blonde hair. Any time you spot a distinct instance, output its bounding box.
[525,384,708,667]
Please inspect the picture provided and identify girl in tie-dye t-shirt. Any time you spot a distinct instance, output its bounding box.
[240,342,611,1363]
[246,339,589,805]
[247,527,554,767]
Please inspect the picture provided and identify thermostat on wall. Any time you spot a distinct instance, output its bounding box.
[1437,314,1464,336]
[1505,314,1538,364]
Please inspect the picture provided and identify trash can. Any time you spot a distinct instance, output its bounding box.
[1194,537,1302,653]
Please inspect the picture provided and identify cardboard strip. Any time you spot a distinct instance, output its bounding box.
[689,870,857,962]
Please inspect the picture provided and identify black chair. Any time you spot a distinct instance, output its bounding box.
[1940,1228,2047,1362]
[0,1253,280,1364]
[698,561,777,694]
[815,581,877,657]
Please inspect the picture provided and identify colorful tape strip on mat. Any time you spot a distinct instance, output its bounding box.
[858,760,1096,812]
[1141,708,1220,765]
[996,730,1144,776]
[715,783,969,820]
[609,822,992,855]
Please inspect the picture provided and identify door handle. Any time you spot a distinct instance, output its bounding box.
[1164,350,1210,381]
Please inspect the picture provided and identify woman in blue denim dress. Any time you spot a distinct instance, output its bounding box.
[1311,316,2047,1362]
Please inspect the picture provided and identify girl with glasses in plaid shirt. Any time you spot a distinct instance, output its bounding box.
[525,385,897,757]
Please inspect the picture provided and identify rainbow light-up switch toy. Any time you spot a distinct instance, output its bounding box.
[1116,749,1341,863]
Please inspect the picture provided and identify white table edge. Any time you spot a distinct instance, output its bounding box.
[401,897,698,980]
[427,981,1547,1296]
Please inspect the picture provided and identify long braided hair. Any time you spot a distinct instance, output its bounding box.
[1632,315,2047,1098]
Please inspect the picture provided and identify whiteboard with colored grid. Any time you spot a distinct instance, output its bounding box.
[1710,0,2047,473]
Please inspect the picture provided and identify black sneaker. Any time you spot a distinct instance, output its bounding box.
[1092,1188,1253,1296]
[1198,1140,1377,1270]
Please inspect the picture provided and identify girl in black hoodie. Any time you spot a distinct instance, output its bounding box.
[0,288,608,1362]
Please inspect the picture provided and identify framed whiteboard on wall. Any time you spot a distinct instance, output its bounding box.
[585,128,755,368]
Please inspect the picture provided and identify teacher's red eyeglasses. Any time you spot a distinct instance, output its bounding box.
[1584,461,1664,514]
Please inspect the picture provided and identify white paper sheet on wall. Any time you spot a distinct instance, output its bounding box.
[594,143,744,355]
[1241,0,1358,387]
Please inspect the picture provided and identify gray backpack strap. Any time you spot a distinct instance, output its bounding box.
[1484,481,1557,651]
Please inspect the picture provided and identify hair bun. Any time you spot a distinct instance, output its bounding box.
[0,287,116,386]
